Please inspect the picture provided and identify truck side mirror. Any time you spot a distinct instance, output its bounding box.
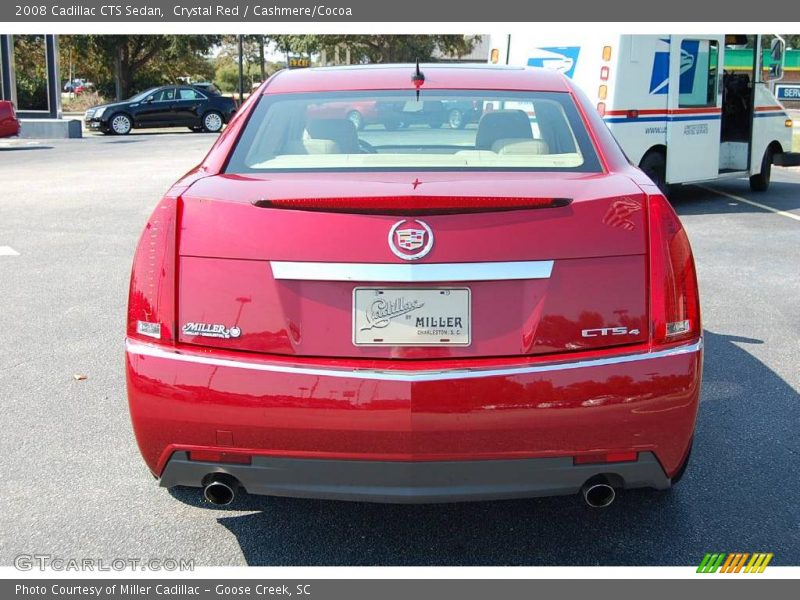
[770,38,784,61]
[769,38,785,81]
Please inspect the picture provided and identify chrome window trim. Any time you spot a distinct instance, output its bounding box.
[270,260,555,283]
[126,339,702,383]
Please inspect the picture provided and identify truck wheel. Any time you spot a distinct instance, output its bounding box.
[749,147,774,192]
[639,150,669,197]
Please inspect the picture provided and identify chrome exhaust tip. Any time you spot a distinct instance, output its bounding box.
[202,475,238,506]
[581,481,616,508]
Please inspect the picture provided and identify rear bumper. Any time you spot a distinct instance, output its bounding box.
[774,151,800,167]
[161,451,670,503]
[126,337,702,499]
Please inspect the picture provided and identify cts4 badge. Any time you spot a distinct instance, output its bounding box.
[182,323,242,339]
[581,327,640,338]
[388,219,434,260]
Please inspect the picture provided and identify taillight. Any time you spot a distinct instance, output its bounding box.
[252,196,572,215]
[127,196,178,343]
[648,193,701,345]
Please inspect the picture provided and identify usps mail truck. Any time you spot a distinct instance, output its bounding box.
[488,34,800,193]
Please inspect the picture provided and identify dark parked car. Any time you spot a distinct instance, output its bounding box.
[442,99,484,129]
[84,85,236,135]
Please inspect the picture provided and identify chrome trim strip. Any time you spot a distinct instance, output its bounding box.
[269,260,554,282]
[126,339,702,383]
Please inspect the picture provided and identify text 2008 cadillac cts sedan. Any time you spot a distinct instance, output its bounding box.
[126,65,702,508]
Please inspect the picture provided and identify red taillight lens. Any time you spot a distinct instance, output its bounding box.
[127,196,178,343]
[253,196,571,215]
[648,193,701,345]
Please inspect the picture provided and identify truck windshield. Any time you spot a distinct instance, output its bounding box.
[225,90,602,173]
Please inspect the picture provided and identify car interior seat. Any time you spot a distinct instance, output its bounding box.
[306,118,360,153]
[475,110,533,150]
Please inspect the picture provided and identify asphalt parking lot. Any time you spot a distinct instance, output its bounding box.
[0,130,798,567]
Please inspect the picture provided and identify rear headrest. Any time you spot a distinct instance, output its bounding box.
[283,139,341,155]
[475,110,533,150]
[492,138,550,155]
[306,118,359,153]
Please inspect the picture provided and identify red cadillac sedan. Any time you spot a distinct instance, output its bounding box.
[126,65,702,508]
[0,100,20,138]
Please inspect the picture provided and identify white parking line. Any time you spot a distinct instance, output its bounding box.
[0,246,20,256]
[698,185,800,222]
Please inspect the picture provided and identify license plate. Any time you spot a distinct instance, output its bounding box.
[353,288,471,346]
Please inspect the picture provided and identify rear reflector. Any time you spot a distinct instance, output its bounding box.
[189,451,252,465]
[574,451,638,465]
[252,196,571,215]
[136,320,161,340]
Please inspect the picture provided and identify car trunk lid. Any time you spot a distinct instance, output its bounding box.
[176,172,648,359]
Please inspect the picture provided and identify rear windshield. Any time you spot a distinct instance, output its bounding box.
[225,90,602,173]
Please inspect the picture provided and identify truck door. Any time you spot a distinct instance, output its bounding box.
[665,36,722,183]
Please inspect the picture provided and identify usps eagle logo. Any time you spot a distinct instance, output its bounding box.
[388,219,434,260]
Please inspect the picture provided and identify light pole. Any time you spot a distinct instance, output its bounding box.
[238,34,244,104]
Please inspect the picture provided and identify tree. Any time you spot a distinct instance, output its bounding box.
[67,35,219,100]
[12,35,48,110]
[266,34,481,66]
[214,35,273,93]
[339,35,480,64]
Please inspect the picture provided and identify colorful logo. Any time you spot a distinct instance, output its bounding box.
[388,219,434,261]
[649,38,698,95]
[527,47,581,79]
[697,552,773,573]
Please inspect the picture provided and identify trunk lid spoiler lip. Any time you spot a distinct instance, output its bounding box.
[250,196,572,215]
